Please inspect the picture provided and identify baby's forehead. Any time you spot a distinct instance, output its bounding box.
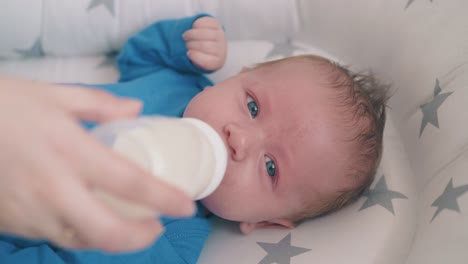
[258,56,341,77]
[247,61,324,90]
[252,60,348,102]
[245,58,351,134]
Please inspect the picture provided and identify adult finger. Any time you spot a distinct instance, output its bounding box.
[53,176,164,252]
[50,85,142,122]
[70,127,195,218]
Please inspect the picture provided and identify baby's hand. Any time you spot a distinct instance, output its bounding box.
[183,17,227,72]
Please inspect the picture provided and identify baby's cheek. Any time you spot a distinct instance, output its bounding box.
[200,171,244,217]
[200,189,236,220]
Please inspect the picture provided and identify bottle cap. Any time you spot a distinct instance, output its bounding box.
[182,118,227,199]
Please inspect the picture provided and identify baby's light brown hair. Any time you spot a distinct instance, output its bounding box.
[251,55,390,222]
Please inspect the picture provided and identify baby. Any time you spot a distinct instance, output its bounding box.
[191,54,389,233]
[182,20,389,234]
[0,14,389,264]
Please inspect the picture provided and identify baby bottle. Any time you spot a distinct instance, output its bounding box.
[90,116,228,219]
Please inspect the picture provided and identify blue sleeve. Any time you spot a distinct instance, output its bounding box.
[0,214,210,264]
[117,14,213,82]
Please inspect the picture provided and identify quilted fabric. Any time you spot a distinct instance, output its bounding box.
[0,0,298,57]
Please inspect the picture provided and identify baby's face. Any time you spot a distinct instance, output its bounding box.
[184,61,350,225]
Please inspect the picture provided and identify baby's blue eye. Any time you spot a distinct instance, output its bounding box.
[247,96,258,118]
[265,156,276,177]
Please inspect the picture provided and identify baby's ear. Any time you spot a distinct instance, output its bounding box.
[239,219,295,235]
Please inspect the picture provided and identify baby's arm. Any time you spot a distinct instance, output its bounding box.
[0,212,210,264]
[117,14,226,82]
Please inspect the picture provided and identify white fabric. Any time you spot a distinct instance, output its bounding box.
[0,56,118,83]
[296,1,468,263]
[0,0,43,58]
[406,151,468,263]
[0,0,299,57]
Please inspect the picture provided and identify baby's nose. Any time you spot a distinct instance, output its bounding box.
[223,123,252,161]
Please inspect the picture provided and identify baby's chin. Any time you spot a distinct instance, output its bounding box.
[200,194,231,220]
[200,193,244,222]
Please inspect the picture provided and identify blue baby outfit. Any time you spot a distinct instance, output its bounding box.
[0,14,214,264]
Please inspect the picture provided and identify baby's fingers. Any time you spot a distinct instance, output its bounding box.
[186,40,219,56]
[187,50,222,71]
[183,28,219,42]
[192,16,222,30]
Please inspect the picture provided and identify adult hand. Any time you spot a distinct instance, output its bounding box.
[0,76,195,252]
[183,16,227,72]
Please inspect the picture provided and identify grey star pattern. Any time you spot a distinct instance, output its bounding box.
[87,0,115,16]
[266,39,304,59]
[15,38,44,58]
[406,0,433,9]
[257,233,311,264]
[97,50,118,68]
[419,79,453,138]
[431,178,468,222]
[359,175,408,215]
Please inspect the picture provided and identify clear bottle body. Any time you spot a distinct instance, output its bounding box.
[91,116,227,219]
